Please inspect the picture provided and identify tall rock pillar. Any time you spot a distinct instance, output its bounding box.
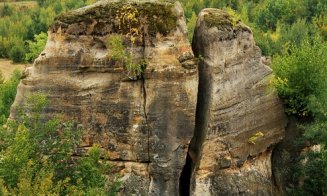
[190,8,287,195]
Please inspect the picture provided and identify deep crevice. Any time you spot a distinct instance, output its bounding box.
[179,27,211,195]
[179,153,192,196]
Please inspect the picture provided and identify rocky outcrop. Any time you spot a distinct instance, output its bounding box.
[11,0,198,195]
[11,2,288,195]
[189,9,287,195]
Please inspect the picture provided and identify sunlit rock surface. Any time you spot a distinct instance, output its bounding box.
[190,8,287,195]
[11,1,198,195]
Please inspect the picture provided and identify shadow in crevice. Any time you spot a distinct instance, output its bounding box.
[179,153,192,196]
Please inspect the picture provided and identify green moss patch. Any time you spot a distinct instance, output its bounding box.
[203,9,249,31]
[55,0,178,36]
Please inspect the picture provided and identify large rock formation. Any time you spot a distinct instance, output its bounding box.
[11,2,288,195]
[11,0,198,195]
[189,9,287,195]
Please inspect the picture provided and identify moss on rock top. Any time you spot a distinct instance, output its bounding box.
[54,0,178,36]
[203,9,250,32]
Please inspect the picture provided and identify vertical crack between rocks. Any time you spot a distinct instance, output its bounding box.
[142,77,149,162]
[141,30,150,164]
[141,30,152,194]
[179,34,211,195]
[142,75,152,194]
[179,153,192,196]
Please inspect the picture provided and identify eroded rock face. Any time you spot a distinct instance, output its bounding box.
[11,3,288,195]
[11,0,198,195]
[190,9,287,195]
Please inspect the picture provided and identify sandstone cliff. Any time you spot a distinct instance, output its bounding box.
[189,9,287,195]
[11,0,198,195]
[11,1,287,195]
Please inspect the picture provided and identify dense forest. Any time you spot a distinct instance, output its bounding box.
[0,0,326,195]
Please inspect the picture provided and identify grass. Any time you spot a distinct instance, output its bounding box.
[0,58,27,80]
[0,1,37,9]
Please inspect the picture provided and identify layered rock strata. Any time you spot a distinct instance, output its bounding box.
[189,8,287,195]
[11,0,198,195]
[11,2,288,195]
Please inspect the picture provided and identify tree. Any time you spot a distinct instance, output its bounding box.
[272,36,327,116]
[25,32,47,62]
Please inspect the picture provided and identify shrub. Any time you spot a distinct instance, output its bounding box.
[9,43,26,63]
[287,148,327,195]
[272,36,327,117]
[272,35,327,194]
[0,93,120,195]
[0,69,21,125]
[25,32,47,62]
[107,35,146,80]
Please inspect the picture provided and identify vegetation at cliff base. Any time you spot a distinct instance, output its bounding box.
[271,36,327,195]
[0,70,21,125]
[0,93,120,195]
[272,36,327,117]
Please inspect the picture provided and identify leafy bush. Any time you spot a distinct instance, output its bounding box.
[272,35,327,194]
[272,36,327,117]
[0,93,120,195]
[25,32,47,62]
[287,148,327,195]
[8,42,25,63]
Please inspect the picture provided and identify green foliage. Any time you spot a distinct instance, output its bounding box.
[180,0,326,57]
[0,4,13,17]
[25,32,47,62]
[272,34,327,194]
[272,36,327,117]
[187,11,197,43]
[287,147,327,195]
[0,0,96,62]
[314,15,327,40]
[0,69,21,125]
[9,44,25,63]
[248,131,264,145]
[0,93,120,195]
[107,35,146,80]
[0,0,324,62]
[0,71,4,84]
[108,35,125,61]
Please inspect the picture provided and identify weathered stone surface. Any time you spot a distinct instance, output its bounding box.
[11,0,197,195]
[190,8,287,195]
